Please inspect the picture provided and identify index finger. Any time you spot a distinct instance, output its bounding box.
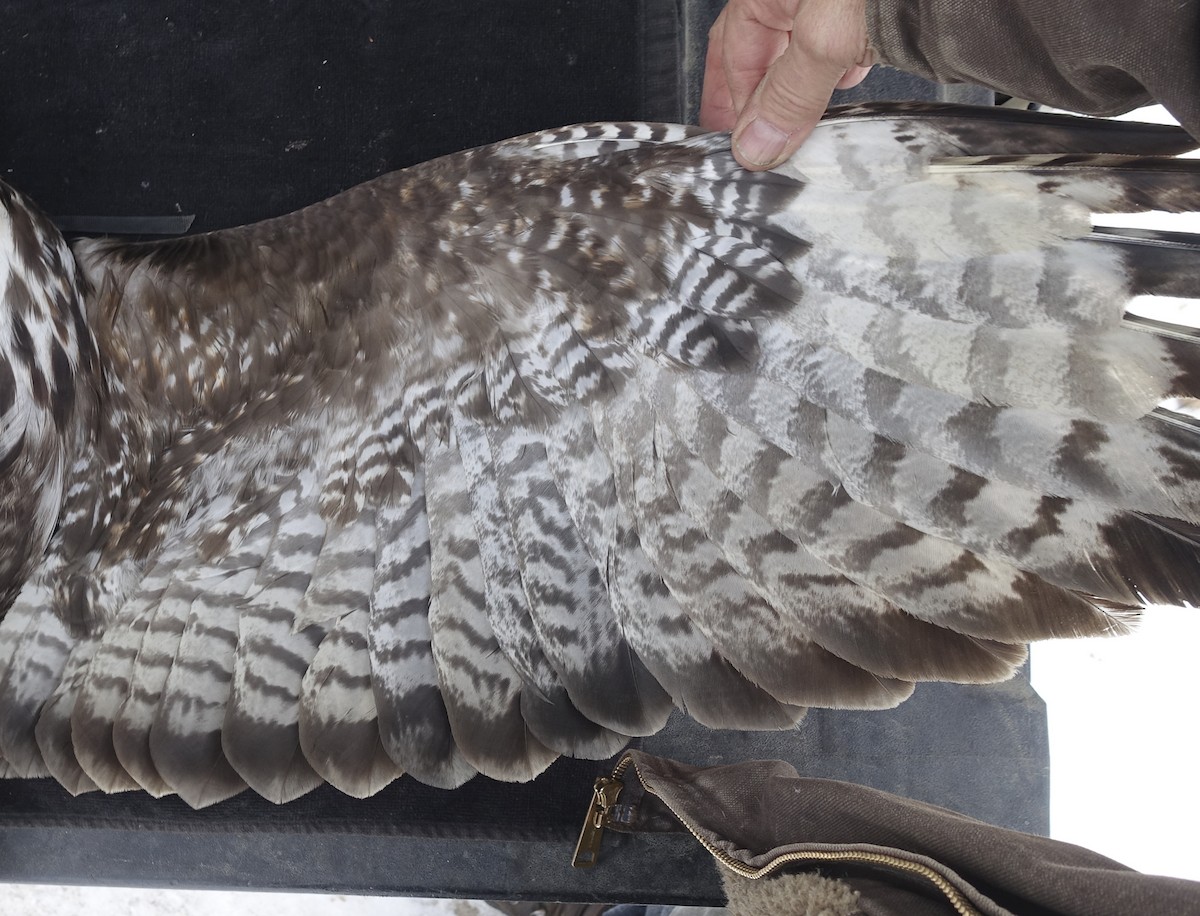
[721,1,792,115]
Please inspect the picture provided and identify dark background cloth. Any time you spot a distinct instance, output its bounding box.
[0,0,685,232]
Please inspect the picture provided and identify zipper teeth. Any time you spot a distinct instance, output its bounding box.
[611,757,633,780]
[714,846,979,916]
[619,757,980,916]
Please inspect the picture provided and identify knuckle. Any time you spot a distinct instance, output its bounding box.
[758,73,822,123]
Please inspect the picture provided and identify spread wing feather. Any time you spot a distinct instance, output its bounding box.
[788,339,1200,521]
[110,566,206,797]
[676,370,1118,642]
[147,497,285,808]
[595,381,914,709]
[0,579,72,777]
[483,422,672,737]
[649,373,1026,681]
[423,438,558,782]
[368,475,477,789]
[293,507,392,797]
[300,605,402,799]
[2,102,1199,805]
[222,478,327,803]
[35,635,101,795]
[151,569,255,807]
[72,581,169,793]
[543,407,804,730]
[454,417,633,758]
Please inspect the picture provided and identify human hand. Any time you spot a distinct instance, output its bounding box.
[700,0,875,169]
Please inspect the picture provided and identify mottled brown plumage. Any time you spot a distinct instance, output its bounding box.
[1,103,1199,807]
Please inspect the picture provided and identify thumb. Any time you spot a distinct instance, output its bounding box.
[731,0,870,170]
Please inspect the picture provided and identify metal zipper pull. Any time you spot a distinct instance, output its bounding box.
[572,775,625,867]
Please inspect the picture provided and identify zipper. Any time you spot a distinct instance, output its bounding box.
[573,755,982,916]
[572,757,633,867]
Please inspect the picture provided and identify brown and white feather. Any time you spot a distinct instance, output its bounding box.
[0,103,1197,804]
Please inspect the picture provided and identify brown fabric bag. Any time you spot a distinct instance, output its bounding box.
[582,751,1200,916]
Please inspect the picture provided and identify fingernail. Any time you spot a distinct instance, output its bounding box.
[733,117,790,167]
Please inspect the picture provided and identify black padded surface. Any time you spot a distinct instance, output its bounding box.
[0,0,684,232]
[0,676,1048,902]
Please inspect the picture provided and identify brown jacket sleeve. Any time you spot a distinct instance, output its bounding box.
[613,752,1200,916]
[866,0,1200,138]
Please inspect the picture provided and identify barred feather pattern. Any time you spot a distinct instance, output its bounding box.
[0,104,1198,805]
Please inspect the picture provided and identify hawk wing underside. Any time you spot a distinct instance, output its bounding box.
[0,105,1198,806]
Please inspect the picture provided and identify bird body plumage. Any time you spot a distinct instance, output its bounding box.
[1,104,1199,806]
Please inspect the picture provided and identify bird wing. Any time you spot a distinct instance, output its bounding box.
[1,104,1199,807]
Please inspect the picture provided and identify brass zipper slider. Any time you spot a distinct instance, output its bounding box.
[572,775,625,868]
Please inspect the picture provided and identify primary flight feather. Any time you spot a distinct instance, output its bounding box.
[1,102,1198,807]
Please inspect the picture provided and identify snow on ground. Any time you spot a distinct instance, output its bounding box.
[1031,606,1200,881]
[0,886,495,916]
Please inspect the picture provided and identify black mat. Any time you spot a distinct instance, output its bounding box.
[0,677,1047,901]
[0,0,684,232]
